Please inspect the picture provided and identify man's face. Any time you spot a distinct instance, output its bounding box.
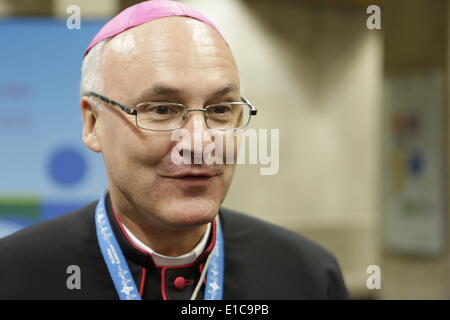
[82,17,240,230]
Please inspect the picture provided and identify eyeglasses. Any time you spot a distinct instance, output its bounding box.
[85,91,257,132]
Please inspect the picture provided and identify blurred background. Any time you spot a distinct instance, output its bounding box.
[0,0,449,299]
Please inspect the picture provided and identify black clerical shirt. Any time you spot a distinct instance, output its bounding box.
[0,198,349,299]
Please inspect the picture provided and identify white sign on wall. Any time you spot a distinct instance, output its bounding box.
[383,70,446,256]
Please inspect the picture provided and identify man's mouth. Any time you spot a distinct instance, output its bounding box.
[162,170,221,186]
[177,175,212,181]
[171,171,214,178]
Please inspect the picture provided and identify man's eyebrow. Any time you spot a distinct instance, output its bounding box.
[210,83,239,99]
[133,82,239,104]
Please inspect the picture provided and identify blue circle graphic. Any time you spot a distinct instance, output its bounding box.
[48,147,86,186]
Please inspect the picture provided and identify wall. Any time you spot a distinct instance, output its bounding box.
[381,0,450,299]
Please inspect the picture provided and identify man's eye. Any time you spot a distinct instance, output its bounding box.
[154,106,170,114]
[211,105,231,114]
[147,105,181,115]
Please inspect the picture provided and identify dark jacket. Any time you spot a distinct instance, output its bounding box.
[0,199,348,300]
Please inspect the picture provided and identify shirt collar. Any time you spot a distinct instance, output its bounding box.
[105,193,216,269]
[121,221,212,267]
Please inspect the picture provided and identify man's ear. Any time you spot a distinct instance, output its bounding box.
[80,97,102,153]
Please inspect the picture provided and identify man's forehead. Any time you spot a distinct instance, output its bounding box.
[132,82,240,103]
[101,17,237,84]
[85,0,226,57]
[107,16,226,54]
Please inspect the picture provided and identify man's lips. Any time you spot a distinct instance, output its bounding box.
[160,170,222,186]
[159,169,222,180]
[169,171,217,178]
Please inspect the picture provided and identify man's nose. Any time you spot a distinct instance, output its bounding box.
[176,111,214,162]
[182,111,213,143]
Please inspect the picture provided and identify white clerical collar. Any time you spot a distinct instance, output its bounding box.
[122,222,211,267]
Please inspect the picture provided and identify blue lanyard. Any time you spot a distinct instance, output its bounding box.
[95,192,224,300]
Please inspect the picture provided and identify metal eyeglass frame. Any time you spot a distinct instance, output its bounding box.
[85,91,257,132]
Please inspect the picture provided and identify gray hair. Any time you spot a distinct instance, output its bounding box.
[79,39,109,100]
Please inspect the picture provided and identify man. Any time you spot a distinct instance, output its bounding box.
[0,0,348,300]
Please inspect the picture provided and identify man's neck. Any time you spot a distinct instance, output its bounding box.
[116,210,208,257]
[108,193,208,257]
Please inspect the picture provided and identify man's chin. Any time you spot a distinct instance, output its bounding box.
[159,198,219,228]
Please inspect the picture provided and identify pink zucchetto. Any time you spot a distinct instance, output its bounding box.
[84,0,225,56]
